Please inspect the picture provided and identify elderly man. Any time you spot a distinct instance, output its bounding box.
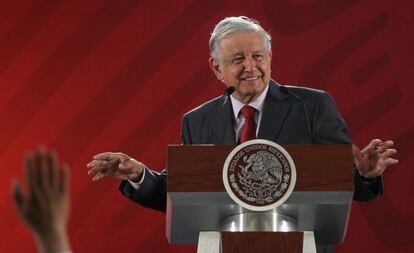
[87,16,397,213]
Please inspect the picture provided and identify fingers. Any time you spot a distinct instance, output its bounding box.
[93,152,127,161]
[87,152,144,182]
[87,159,119,177]
[33,149,57,193]
[364,139,382,156]
[382,157,399,167]
[87,159,114,169]
[11,179,25,215]
[44,149,69,194]
[24,148,69,195]
[357,139,399,178]
[380,148,397,158]
[92,171,115,182]
[87,153,122,179]
[25,153,38,199]
[369,138,383,146]
[376,140,394,153]
[373,141,399,167]
[92,171,105,182]
[363,157,398,178]
[364,139,395,155]
[93,152,113,160]
[60,164,70,195]
[36,149,48,190]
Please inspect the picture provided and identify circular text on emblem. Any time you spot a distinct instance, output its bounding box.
[223,140,296,211]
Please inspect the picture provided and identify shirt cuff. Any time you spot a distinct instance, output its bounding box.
[127,168,146,190]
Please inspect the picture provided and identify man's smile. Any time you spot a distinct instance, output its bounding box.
[240,76,261,81]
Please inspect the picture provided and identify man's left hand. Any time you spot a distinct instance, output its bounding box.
[353,139,398,178]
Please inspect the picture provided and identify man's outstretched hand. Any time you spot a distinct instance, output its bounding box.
[87,152,145,183]
[353,139,398,178]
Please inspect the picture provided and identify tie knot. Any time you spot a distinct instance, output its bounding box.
[240,105,256,119]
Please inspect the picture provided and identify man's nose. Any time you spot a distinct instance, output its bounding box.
[243,57,257,72]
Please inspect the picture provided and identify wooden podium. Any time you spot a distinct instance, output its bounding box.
[166,144,354,253]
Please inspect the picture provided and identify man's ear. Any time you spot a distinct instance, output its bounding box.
[209,57,222,80]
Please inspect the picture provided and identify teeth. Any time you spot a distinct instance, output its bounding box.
[244,76,259,81]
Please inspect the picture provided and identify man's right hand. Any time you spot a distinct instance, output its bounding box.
[87,152,145,182]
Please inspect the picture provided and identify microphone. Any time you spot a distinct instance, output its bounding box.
[206,86,235,143]
[225,86,235,96]
[279,85,313,142]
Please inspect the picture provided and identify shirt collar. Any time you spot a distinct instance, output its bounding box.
[230,84,269,119]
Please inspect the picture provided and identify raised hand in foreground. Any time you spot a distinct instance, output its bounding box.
[12,148,71,253]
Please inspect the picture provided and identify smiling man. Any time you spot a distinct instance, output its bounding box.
[209,30,272,104]
[87,16,397,217]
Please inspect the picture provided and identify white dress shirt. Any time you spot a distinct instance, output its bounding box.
[230,84,268,143]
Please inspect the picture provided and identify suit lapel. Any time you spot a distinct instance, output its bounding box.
[257,81,292,142]
[209,95,236,144]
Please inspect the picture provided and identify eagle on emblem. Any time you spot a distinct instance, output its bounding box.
[242,151,283,186]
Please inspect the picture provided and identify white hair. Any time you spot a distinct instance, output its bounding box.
[209,16,272,61]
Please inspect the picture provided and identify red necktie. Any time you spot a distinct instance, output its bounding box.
[240,105,256,143]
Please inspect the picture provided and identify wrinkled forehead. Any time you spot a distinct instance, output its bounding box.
[218,31,267,55]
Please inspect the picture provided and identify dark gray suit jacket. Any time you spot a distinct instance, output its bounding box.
[119,81,383,212]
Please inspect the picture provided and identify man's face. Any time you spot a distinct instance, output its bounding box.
[209,31,272,103]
